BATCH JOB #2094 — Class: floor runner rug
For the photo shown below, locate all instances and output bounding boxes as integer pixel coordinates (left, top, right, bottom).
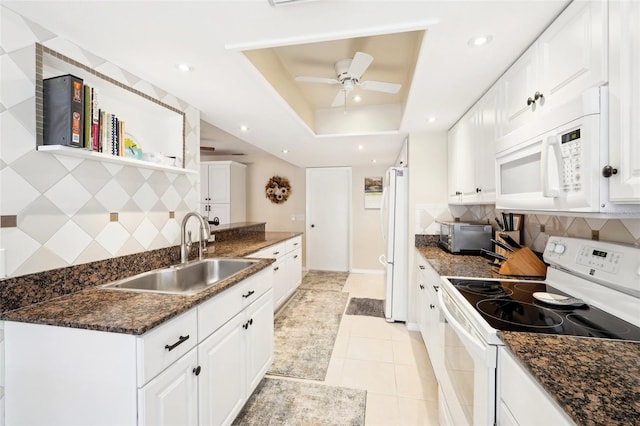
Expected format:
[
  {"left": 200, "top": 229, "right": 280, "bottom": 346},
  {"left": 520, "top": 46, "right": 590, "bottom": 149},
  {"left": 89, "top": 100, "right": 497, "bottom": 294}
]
[
  {"left": 268, "top": 288, "right": 349, "bottom": 380},
  {"left": 298, "top": 270, "right": 349, "bottom": 292},
  {"left": 345, "top": 297, "right": 385, "bottom": 318},
  {"left": 232, "top": 377, "right": 366, "bottom": 426}
]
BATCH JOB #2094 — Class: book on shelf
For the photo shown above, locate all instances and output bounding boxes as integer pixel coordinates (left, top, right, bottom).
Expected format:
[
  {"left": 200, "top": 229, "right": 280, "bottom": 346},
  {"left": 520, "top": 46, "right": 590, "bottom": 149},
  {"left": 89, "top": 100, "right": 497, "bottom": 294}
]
[
  {"left": 46, "top": 76, "right": 131, "bottom": 158},
  {"left": 43, "top": 74, "right": 84, "bottom": 147},
  {"left": 91, "top": 87, "right": 99, "bottom": 152},
  {"left": 83, "top": 84, "right": 91, "bottom": 149}
]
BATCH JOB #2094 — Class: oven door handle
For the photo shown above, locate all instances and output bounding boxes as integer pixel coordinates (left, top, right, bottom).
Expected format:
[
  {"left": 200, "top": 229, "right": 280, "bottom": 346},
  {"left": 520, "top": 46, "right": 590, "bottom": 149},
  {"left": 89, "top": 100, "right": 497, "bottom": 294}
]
[{"left": 438, "top": 289, "right": 495, "bottom": 367}]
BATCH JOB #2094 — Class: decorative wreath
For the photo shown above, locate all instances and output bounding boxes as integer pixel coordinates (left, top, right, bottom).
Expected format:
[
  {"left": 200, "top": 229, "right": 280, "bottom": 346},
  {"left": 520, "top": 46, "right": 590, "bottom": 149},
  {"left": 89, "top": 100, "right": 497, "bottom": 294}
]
[{"left": 265, "top": 175, "right": 291, "bottom": 204}]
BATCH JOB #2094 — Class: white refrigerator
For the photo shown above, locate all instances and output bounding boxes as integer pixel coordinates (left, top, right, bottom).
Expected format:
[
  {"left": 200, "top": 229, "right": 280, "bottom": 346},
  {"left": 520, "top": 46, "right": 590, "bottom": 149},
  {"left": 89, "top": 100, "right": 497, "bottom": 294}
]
[{"left": 380, "top": 166, "right": 408, "bottom": 322}]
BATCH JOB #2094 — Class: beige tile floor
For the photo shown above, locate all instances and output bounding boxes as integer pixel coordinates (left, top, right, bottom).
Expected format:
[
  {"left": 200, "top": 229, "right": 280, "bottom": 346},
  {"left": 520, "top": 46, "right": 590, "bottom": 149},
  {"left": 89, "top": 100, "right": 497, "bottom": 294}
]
[{"left": 326, "top": 273, "right": 439, "bottom": 426}]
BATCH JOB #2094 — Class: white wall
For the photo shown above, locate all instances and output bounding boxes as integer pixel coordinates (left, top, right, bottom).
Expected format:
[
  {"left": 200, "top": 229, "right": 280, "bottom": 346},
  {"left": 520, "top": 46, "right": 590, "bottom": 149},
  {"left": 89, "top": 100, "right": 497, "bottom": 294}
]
[
  {"left": 0, "top": 6, "right": 200, "bottom": 277},
  {"left": 351, "top": 164, "right": 388, "bottom": 272}
]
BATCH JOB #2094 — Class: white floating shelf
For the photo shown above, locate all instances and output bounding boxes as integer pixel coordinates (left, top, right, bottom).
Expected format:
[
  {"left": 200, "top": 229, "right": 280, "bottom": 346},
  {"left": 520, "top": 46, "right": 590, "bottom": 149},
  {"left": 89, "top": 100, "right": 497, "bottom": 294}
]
[{"left": 37, "top": 145, "right": 197, "bottom": 174}]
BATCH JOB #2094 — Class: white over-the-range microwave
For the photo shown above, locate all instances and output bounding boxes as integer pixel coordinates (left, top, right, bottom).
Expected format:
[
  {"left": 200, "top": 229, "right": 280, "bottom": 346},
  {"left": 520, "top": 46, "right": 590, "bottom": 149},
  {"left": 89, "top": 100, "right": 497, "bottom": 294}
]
[{"left": 495, "top": 86, "right": 640, "bottom": 214}]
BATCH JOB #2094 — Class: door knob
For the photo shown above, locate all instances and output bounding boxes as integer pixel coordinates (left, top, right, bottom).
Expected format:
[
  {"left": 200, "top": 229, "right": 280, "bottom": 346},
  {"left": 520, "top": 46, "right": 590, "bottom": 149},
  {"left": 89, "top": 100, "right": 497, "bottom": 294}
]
[
  {"left": 602, "top": 165, "right": 618, "bottom": 178},
  {"left": 311, "top": 224, "right": 315, "bottom": 228}
]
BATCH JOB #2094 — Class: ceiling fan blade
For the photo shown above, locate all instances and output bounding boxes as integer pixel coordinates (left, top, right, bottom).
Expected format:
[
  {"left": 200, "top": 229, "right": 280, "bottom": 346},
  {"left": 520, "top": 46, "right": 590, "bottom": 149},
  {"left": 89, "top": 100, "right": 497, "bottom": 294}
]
[
  {"left": 295, "top": 76, "right": 339, "bottom": 85},
  {"left": 360, "top": 80, "right": 401, "bottom": 94},
  {"left": 331, "top": 89, "right": 345, "bottom": 108},
  {"left": 348, "top": 52, "right": 373, "bottom": 79}
]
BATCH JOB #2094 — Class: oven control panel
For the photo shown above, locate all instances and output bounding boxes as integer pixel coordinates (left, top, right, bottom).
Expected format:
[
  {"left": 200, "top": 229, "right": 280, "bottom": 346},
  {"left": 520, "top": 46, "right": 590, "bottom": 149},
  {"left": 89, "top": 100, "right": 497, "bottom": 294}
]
[
  {"left": 544, "top": 237, "right": 639, "bottom": 296},
  {"left": 575, "top": 245, "right": 622, "bottom": 274}
]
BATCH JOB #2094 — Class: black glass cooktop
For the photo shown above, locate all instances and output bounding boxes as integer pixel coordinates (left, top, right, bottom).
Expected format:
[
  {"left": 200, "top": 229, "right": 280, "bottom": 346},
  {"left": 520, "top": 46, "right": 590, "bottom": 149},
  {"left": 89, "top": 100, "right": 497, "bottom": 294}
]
[{"left": 448, "top": 279, "right": 640, "bottom": 341}]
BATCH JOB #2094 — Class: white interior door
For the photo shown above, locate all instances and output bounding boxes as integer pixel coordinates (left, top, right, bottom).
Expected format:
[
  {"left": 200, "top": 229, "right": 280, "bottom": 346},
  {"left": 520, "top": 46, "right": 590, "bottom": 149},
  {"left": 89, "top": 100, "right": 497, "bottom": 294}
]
[{"left": 306, "top": 167, "right": 351, "bottom": 271}]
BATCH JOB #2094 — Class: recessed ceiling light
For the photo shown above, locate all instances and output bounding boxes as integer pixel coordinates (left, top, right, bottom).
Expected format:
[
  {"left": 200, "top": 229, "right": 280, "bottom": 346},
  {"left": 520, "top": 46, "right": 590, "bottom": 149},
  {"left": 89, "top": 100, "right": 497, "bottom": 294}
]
[
  {"left": 353, "top": 95, "right": 362, "bottom": 103},
  {"left": 468, "top": 35, "right": 493, "bottom": 47},
  {"left": 176, "top": 63, "right": 193, "bottom": 72},
  {"left": 372, "top": 159, "right": 377, "bottom": 164},
  {"left": 239, "top": 125, "right": 249, "bottom": 132},
  {"left": 427, "top": 116, "right": 437, "bottom": 123},
  {"left": 282, "top": 149, "right": 289, "bottom": 154},
  {"left": 358, "top": 145, "right": 364, "bottom": 151}
]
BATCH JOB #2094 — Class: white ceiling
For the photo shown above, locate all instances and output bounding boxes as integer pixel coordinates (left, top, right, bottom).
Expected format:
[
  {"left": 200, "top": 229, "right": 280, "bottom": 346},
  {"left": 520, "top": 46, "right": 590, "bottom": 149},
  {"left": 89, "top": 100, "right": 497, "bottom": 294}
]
[{"left": 4, "top": 0, "right": 571, "bottom": 167}]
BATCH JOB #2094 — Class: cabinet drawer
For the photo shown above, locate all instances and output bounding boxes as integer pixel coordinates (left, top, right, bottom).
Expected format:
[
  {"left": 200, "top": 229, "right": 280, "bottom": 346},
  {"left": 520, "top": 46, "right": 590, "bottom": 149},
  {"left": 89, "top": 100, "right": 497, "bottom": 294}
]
[
  {"left": 137, "top": 309, "right": 197, "bottom": 386},
  {"left": 285, "top": 236, "right": 302, "bottom": 253},
  {"left": 198, "top": 280, "right": 249, "bottom": 343},
  {"left": 197, "top": 268, "right": 273, "bottom": 342},
  {"left": 249, "top": 242, "right": 286, "bottom": 259}
]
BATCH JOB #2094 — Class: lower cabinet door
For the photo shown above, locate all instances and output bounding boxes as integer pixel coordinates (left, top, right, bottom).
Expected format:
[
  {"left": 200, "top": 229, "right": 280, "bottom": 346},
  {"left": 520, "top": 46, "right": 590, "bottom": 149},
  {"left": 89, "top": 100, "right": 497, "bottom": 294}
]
[
  {"left": 246, "top": 290, "right": 274, "bottom": 394},
  {"left": 199, "top": 312, "right": 246, "bottom": 426},
  {"left": 288, "top": 248, "right": 302, "bottom": 294},
  {"left": 138, "top": 348, "right": 198, "bottom": 426},
  {"left": 272, "top": 258, "right": 287, "bottom": 310}
]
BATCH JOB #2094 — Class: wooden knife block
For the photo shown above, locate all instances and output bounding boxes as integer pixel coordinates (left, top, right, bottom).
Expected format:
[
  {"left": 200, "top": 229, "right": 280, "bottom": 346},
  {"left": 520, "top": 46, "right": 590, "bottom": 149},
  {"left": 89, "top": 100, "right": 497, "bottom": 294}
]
[{"left": 492, "top": 246, "right": 547, "bottom": 278}]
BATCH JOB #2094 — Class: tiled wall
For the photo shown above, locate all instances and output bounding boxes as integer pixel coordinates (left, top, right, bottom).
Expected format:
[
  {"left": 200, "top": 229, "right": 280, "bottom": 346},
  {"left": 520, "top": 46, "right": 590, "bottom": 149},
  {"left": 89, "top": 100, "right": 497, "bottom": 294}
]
[
  {"left": 415, "top": 203, "right": 640, "bottom": 252},
  {"left": 0, "top": 6, "right": 200, "bottom": 278}
]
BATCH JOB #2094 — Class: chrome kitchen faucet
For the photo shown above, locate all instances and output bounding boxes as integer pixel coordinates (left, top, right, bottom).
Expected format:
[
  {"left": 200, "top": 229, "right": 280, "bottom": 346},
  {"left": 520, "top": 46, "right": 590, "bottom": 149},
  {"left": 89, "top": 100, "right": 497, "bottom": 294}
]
[{"left": 180, "top": 211, "right": 211, "bottom": 263}]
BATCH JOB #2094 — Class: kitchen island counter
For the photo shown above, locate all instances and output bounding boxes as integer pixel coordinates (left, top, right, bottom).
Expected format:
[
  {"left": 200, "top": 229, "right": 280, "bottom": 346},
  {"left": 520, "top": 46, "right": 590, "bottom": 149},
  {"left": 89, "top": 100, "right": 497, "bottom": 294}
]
[
  {"left": 499, "top": 331, "right": 640, "bottom": 426},
  {"left": 0, "top": 232, "right": 302, "bottom": 335}
]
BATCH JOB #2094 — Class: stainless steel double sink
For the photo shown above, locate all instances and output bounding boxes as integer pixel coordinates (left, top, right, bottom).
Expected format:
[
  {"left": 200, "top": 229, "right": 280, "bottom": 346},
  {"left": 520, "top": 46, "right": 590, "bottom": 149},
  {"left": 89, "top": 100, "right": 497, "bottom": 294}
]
[{"left": 100, "top": 258, "right": 259, "bottom": 295}]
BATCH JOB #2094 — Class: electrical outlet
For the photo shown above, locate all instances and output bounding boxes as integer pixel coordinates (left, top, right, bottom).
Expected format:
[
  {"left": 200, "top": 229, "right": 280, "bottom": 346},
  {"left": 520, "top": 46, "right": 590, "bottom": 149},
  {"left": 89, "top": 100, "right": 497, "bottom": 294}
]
[
  {"left": 592, "top": 230, "right": 599, "bottom": 241},
  {"left": 540, "top": 224, "right": 545, "bottom": 232}
]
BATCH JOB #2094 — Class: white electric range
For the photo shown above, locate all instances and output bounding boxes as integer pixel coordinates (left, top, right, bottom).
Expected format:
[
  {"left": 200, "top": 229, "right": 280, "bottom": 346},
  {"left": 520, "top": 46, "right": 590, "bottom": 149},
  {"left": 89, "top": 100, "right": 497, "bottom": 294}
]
[{"left": 435, "top": 236, "right": 640, "bottom": 426}]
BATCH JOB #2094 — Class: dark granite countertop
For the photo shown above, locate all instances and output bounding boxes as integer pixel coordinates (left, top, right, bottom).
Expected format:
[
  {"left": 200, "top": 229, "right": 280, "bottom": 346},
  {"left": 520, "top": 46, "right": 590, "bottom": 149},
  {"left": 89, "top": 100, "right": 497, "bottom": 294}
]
[
  {"left": 500, "top": 332, "right": 640, "bottom": 426},
  {"left": 1, "top": 232, "right": 302, "bottom": 335},
  {"left": 416, "top": 245, "right": 545, "bottom": 279}
]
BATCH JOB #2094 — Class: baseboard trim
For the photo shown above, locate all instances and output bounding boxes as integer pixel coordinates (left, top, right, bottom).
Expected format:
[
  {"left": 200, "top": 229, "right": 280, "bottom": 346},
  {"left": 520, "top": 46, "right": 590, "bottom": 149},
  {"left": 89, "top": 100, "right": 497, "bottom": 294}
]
[{"left": 350, "top": 268, "right": 384, "bottom": 275}]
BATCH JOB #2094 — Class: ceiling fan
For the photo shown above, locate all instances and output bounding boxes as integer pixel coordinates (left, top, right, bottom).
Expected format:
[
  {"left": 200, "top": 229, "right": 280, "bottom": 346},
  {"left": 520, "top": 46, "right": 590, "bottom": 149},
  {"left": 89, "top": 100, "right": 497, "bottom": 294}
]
[{"left": 295, "top": 52, "right": 401, "bottom": 108}]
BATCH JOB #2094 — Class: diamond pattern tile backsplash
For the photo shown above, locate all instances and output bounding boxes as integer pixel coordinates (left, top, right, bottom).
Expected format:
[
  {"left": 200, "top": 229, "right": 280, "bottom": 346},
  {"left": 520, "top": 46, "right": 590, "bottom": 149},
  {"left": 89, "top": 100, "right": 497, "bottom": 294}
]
[
  {"left": 415, "top": 203, "right": 640, "bottom": 252},
  {"left": 0, "top": 6, "right": 200, "bottom": 277}
]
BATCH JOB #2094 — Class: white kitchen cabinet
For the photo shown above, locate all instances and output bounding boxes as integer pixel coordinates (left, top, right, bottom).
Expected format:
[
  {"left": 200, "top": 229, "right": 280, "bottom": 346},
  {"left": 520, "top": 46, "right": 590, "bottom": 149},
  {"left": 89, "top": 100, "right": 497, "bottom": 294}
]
[
  {"left": 414, "top": 252, "right": 444, "bottom": 381},
  {"left": 198, "top": 306, "right": 247, "bottom": 426},
  {"left": 501, "top": 0, "right": 607, "bottom": 136},
  {"left": 448, "top": 84, "right": 499, "bottom": 204},
  {"left": 245, "top": 290, "right": 275, "bottom": 392},
  {"left": 447, "top": 112, "right": 475, "bottom": 204},
  {"left": 395, "top": 136, "right": 409, "bottom": 166},
  {"left": 497, "top": 347, "right": 573, "bottom": 426},
  {"left": 200, "top": 161, "right": 246, "bottom": 226},
  {"left": 138, "top": 348, "right": 198, "bottom": 426},
  {"left": 198, "top": 289, "right": 273, "bottom": 426},
  {"left": 608, "top": 0, "right": 640, "bottom": 202},
  {"left": 501, "top": 46, "right": 539, "bottom": 135},
  {"left": 247, "top": 235, "right": 302, "bottom": 311},
  {"left": 4, "top": 268, "right": 273, "bottom": 426}
]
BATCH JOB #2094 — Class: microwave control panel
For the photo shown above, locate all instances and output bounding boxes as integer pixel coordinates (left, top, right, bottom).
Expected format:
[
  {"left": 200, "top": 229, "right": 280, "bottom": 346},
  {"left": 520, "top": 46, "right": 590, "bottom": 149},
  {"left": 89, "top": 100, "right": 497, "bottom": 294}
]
[{"left": 560, "top": 128, "right": 582, "bottom": 193}]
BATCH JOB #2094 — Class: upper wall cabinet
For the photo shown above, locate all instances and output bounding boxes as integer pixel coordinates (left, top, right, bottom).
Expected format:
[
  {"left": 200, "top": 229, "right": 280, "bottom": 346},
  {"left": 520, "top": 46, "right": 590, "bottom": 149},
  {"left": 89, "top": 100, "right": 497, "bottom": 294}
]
[
  {"left": 448, "top": 84, "right": 499, "bottom": 205},
  {"left": 396, "top": 137, "right": 409, "bottom": 167},
  {"left": 200, "top": 161, "right": 247, "bottom": 226},
  {"left": 36, "top": 44, "right": 191, "bottom": 174},
  {"left": 500, "top": 0, "right": 607, "bottom": 136},
  {"left": 608, "top": 0, "right": 640, "bottom": 202}
]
